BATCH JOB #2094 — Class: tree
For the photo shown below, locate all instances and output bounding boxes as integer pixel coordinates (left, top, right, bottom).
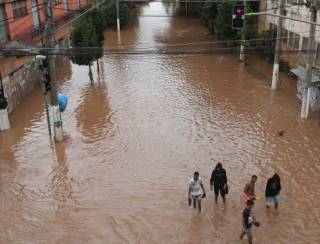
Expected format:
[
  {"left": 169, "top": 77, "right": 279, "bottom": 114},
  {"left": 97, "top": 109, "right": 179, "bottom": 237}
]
[
  {"left": 200, "top": 2, "right": 217, "bottom": 33},
  {"left": 70, "top": 20, "right": 103, "bottom": 85},
  {"left": 256, "top": 29, "right": 277, "bottom": 62},
  {"left": 104, "top": 2, "right": 130, "bottom": 28},
  {"left": 214, "top": 2, "right": 239, "bottom": 42},
  {"left": 90, "top": 9, "right": 107, "bottom": 46},
  {"left": 186, "top": 0, "right": 203, "bottom": 18}
]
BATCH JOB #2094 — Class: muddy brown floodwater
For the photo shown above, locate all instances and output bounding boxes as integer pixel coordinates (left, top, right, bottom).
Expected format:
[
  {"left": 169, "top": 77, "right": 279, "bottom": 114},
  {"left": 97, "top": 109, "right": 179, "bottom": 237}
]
[{"left": 1, "top": 2, "right": 320, "bottom": 244}]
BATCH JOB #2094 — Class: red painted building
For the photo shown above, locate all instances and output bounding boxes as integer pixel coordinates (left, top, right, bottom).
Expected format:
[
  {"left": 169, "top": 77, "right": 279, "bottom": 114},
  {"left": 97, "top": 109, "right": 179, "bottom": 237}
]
[{"left": 0, "top": 0, "right": 90, "bottom": 44}]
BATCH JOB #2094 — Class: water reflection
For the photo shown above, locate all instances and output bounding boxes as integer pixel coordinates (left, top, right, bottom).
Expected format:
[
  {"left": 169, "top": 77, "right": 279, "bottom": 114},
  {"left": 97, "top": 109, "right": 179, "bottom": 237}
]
[
  {"left": 75, "top": 77, "right": 111, "bottom": 143},
  {"left": 51, "top": 136, "right": 77, "bottom": 217}
]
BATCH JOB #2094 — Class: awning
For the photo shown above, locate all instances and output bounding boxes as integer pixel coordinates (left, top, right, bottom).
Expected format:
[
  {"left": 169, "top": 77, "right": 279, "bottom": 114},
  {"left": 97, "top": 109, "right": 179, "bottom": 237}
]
[{"left": 290, "top": 66, "right": 320, "bottom": 83}]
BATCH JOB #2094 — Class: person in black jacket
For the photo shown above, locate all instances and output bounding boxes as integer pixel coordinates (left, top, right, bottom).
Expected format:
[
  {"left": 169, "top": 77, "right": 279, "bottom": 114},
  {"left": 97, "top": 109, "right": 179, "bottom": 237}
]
[
  {"left": 210, "top": 162, "right": 227, "bottom": 204},
  {"left": 265, "top": 173, "right": 281, "bottom": 209}
]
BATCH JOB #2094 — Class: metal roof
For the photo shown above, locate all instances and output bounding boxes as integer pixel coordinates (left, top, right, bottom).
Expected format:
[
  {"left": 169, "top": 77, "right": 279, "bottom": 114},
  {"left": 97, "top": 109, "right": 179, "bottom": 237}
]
[{"left": 290, "top": 66, "right": 320, "bottom": 83}]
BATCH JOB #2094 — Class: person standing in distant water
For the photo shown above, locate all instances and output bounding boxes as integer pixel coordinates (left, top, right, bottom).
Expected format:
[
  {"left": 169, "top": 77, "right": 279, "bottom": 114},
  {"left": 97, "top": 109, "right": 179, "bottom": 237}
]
[
  {"left": 265, "top": 173, "right": 281, "bottom": 209},
  {"left": 188, "top": 171, "right": 206, "bottom": 212},
  {"left": 210, "top": 162, "right": 227, "bottom": 204},
  {"left": 243, "top": 175, "right": 258, "bottom": 207},
  {"left": 240, "top": 199, "right": 260, "bottom": 244}
]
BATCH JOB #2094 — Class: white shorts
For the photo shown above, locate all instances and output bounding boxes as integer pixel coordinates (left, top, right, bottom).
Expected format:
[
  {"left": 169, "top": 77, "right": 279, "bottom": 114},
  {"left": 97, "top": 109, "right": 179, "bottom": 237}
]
[{"left": 191, "top": 194, "right": 202, "bottom": 200}]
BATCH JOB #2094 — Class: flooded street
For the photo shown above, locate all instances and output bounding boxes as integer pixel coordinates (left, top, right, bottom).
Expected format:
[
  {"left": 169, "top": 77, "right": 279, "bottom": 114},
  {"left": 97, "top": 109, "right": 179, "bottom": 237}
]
[{"left": 1, "top": 2, "right": 320, "bottom": 243}]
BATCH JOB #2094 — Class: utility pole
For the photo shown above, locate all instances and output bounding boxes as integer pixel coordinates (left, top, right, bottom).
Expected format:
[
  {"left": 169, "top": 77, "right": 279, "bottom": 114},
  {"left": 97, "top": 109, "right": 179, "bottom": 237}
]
[
  {"left": 44, "top": 0, "right": 63, "bottom": 142},
  {"left": 271, "top": 0, "right": 285, "bottom": 90},
  {"left": 239, "top": 0, "right": 247, "bottom": 62},
  {"left": 185, "top": 2, "right": 188, "bottom": 16},
  {"left": 116, "top": 0, "right": 120, "bottom": 32},
  {"left": 301, "top": 1, "right": 319, "bottom": 119}
]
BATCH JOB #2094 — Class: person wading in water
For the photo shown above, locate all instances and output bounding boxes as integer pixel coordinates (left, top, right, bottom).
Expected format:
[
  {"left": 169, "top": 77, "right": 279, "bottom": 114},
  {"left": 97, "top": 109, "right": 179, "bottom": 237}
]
[
  {"left": 265, "top": 173, "right": 281, "bottom": 210},
  {"left": 240, "top": 199, "right": 260, "bottom": 244},
  {"left": 243, "top": 175, "right": 258, "bottom": 208},
  {"left": 188, "top": 171, "right": 206, "bottom": 212},
  {"left": 210, "top": 162, "right": 228, "bottom": 204}
]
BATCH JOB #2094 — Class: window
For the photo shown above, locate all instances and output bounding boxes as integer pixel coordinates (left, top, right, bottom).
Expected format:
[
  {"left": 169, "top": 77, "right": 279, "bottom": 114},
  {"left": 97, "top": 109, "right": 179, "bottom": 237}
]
[
  {"left": 316, "top": 43, "right": 320, "bottom": 64},
  {"left": 269, "top": 23, "right": 274, "bottom": 30},
  {"left": 288, "top": 31, "right": 294, "bottom": 47},
  {"left": 302, "top": 37, "right": 309, "bottom": 51},
  {"left": 12, "top": 0, "right": 27, "bottom": 18},
  {"left": 294, "top": 33, "right": 300, "bottom": 49},
  {"left": 287, "top": 0, "right": 304, "bottom": 4},
  {"left": 282, "top": 29, "right": 288, "bottom": 44}
]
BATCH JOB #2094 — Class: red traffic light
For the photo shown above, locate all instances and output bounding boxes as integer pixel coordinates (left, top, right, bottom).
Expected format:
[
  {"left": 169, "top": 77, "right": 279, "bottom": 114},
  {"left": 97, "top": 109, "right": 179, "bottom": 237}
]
[
  {"left": 236, "top": 8, "right": 242, "bottom": 14},
  {"left": 232, "top": 5, "right": 245, "bottom": 29}
]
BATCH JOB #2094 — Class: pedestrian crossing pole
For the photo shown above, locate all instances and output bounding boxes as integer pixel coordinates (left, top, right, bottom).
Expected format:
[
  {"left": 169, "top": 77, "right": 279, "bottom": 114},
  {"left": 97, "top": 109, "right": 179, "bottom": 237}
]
[{"left": 239, "top": 0, "right": 247, "bottom": 62}]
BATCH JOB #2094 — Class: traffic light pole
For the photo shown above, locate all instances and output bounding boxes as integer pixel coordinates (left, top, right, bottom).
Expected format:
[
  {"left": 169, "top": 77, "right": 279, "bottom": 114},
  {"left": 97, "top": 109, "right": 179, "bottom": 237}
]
[
  {"left": 239, "top": 1, "right": 247, "bottom": 62},
  {"left": 271, "top": 0, "right": 285, "bottom": 90},
  {"left": 116, "top": 0, "right": 120, "bottom": 32},
  {"left": 44, "top": 0, "right": 63, "bottom": 142}
]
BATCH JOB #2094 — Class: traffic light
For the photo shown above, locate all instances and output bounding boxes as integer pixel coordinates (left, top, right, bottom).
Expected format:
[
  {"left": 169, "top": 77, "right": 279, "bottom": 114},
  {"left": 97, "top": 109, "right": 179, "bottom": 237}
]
[
  {"left": 232, "top": 4, "right": 245, "bottom": 29},
  {"left": 39, "top": 56, "right": 51, "bottom": 93}
]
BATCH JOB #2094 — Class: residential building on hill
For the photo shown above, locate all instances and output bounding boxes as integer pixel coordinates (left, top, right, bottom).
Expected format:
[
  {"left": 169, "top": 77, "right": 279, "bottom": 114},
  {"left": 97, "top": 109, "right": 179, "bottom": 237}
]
[{"left": 0, "top": 0, "right": 90, "bottom": 45}]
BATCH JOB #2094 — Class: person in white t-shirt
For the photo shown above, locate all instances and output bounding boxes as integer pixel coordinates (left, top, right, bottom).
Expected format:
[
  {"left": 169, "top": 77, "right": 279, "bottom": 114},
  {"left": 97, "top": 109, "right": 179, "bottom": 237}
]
[{"left": 188, "top": 171, "right": 206, "bottom": 212}]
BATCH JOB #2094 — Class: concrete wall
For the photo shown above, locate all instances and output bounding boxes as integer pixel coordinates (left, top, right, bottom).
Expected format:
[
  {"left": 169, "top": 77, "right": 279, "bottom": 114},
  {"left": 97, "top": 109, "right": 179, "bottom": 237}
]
[{"left": 2, "top": 57, "right": 43, "bottom": 114}]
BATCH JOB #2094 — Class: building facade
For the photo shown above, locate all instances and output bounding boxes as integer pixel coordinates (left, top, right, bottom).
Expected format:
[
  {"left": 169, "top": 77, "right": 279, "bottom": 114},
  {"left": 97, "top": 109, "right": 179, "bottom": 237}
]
[
  {"left": 260, "top": 0, "right": 320, "bottom": 68},
  {"left": 0, "top": 0, "right": 90, "bottom": 44}
]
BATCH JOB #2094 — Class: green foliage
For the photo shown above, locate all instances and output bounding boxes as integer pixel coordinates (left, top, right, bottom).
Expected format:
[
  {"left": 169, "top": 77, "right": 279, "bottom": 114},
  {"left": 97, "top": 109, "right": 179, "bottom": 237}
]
[
  {"left": 200, "top": 3, "right": 217, "bottom": 33},
  {"left": 70, "top": 20, "right": 102, "bottom": 66},
  {"left": 90, "top": 9, "right": 107, "bottom": 46},
  {"left": 186, "top": 1, "right": 204, "bottom": 18},
  {"left": 214, "top": 2, "right": 239, "bottom": 41},
  {"left": 256, "top": 29, "right": 277, "bottom": 63},
  {"left": 242, "top": 7, "right": 257, "bottom": 46},
  {"left": 70, "top": 2, "right": 134, "bottom": 67},
  {"left": 104, "top": 2, "right": 131, "bottom": 28},
  {"left": 279, "top": 59, "right": 290, "bottom": 73}
]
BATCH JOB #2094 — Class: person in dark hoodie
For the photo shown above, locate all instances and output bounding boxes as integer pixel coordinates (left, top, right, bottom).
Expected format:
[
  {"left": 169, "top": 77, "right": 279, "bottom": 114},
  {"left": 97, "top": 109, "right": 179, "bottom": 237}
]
[
  {"left": 265, "top": 173, "right": 281, "bottom": 209},
  {"left": 210, "top": 162, "right": 227, "bottom": 204}
]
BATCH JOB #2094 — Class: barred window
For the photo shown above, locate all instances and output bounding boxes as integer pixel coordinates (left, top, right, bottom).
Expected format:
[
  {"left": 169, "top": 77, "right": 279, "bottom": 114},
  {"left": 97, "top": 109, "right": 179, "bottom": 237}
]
[
  {"left": 294, "top": 33, "right": 300, "bottom": 49},
  {"left": 288, "top": 31, "right": 295, "bottom": 47},
  {"left": 282, "top": 29, "right": 288, "bottom": 44},
  {"left": 316, "top": 43, "right": 320, "bottom": 63},
  {"left": 12, "top": 0, "right": 27, "bottom": 18},
  {"left": 302, "top": 36, "right": 309, "bottom": 51}
]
